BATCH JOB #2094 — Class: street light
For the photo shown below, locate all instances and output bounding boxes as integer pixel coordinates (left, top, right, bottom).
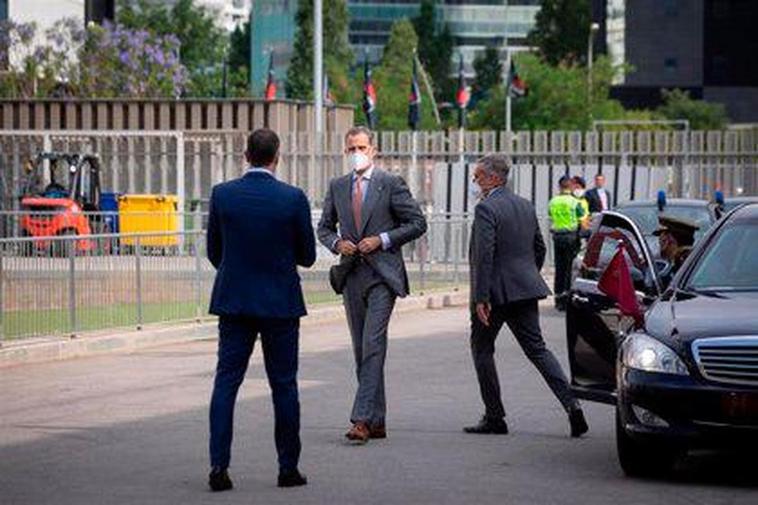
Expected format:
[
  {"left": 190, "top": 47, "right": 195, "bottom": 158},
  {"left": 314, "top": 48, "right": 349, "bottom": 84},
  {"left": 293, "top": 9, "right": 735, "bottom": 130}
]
[{"left": 587, "top": 22, "right": 600, "bottom": 114}]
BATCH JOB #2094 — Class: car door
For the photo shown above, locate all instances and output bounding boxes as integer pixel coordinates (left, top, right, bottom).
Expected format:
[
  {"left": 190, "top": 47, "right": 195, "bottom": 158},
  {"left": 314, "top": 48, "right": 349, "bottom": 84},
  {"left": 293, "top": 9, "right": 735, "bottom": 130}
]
[{"left": 566, "top": 212, "right": 661, "bottom": 404}]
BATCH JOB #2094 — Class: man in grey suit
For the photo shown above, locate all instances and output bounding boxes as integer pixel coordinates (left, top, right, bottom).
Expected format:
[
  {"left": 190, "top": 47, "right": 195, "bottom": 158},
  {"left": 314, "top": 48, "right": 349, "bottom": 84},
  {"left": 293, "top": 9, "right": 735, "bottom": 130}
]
[
  {"left": 464, "top": 154, "right": 589, "bottom": 438},
  {"left": 318, "top": 126, "right": 427, "bottom": 444}
]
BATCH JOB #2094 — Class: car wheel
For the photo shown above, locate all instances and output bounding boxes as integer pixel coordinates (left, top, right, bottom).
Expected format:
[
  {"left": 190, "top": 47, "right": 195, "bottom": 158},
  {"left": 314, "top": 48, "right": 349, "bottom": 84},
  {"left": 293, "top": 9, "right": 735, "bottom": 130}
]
[{"left": 616, "top": 408, "right": 678, "bottom": 478}]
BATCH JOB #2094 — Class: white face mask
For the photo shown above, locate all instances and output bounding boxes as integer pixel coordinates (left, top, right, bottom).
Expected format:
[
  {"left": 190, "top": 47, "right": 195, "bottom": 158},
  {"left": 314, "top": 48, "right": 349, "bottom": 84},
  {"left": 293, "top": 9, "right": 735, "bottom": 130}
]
[
  {"left": 348, "top": 152, "right": 371, "bottom": 173},
  {"left": 469, "top": 180, "right": 483, "bottom": 202},
  {"left": 573, "top": 189, "right": 585, "bottom": 198}
]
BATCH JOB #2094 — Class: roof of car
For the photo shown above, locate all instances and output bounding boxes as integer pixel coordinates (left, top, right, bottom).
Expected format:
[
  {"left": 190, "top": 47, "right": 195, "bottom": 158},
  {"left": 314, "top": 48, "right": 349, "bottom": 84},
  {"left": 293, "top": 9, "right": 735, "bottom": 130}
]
[
  {"left": 728, "top": 202, "right": 758, "bottom": 221},
  {"left": 615, "top": 198, "right": 709, "bottom": 208}
]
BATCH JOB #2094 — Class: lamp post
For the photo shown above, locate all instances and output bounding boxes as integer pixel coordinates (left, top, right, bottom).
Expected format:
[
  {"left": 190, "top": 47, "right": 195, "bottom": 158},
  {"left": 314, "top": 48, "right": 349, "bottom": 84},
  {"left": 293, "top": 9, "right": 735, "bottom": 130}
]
[
  {"left": 314, "top": 0, "right": 323, "bottom": 134},
  {"left": 587, "top": 22, "right": 600, "bottom": 106}
]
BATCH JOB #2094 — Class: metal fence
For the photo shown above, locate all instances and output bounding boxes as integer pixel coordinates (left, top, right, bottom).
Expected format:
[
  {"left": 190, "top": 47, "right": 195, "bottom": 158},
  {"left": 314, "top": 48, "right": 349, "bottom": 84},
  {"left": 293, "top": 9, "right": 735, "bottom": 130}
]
[
  {"left": 0, "top": 216, "right": 473, "bottom": 341},
  {"left": 2, "top": 129, "right": 756, "bottom": 221}
]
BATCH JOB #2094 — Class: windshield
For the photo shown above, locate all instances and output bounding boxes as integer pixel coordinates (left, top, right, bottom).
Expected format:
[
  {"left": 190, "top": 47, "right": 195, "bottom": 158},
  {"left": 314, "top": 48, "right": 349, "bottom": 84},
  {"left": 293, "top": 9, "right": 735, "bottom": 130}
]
[
  {"left": 618, "top": 204, "right": 713, "bottom": 242},
  {"left": 688, "top": 223, "right": 758, "bottom": 291}
]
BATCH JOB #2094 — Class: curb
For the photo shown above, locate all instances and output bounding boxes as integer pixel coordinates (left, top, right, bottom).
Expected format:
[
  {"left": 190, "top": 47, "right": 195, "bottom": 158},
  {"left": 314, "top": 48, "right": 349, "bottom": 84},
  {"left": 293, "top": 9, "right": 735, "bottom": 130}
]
[{"left": 0, "top": 289, "right": 471, "bottom": 369}]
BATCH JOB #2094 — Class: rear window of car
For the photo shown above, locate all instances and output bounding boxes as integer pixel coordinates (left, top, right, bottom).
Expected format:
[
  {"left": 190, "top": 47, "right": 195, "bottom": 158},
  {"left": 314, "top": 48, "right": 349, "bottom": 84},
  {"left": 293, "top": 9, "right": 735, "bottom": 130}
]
[
  {"left": 688, "top": 223, "right": 758, "bottom": 291},
  {"left": 618, "top": 204, "right": 712, "bottom": 241}
]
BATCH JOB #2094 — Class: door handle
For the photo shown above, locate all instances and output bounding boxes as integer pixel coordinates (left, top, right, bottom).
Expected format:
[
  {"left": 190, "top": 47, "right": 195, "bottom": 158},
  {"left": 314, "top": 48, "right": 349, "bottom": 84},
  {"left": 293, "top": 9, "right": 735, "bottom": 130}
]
[{"left": 571, "top": 293, "right": 590, "bottom": 305}]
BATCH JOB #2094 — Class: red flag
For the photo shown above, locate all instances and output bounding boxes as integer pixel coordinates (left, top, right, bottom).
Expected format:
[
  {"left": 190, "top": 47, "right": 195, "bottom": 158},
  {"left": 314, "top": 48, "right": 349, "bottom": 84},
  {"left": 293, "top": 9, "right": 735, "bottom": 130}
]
[
  {"left": 264, "top": 52, "right": 276, "bottom": 101},
  {"left": 597, "top": 244, "right": 643, "bottom": 325}
]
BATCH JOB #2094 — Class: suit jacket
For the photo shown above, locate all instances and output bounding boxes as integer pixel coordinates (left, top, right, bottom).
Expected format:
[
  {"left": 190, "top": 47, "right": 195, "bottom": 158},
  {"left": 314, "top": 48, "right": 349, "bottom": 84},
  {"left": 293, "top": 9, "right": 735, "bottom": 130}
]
[
  {"left": 585, "top": 187, "right": 612, "bottom": 213},
  {"left": 317, "top": 168, "right": 427, "bottom": 298},
  {"left": 207, "top": 171, "right": 316, "bottom": 318},
  {"left": 470, "top": 187, "right": 551, "bottom": 305}
]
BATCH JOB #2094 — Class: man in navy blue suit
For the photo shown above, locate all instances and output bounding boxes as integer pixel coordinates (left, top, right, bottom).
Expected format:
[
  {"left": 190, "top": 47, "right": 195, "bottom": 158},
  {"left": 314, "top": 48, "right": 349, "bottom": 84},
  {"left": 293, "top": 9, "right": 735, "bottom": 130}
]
[{"left": 206, "top": 128, "right": 316, "bottom": 492}]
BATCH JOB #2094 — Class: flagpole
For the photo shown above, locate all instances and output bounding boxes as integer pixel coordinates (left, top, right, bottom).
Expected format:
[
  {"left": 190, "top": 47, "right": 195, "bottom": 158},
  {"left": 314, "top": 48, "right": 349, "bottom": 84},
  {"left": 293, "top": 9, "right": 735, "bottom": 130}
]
[
  {"left": 505, "top": 46, "right": 512, "bottom": 134},
  {"left": 314, "top": 0, "right": 323, "bottom": 134}
]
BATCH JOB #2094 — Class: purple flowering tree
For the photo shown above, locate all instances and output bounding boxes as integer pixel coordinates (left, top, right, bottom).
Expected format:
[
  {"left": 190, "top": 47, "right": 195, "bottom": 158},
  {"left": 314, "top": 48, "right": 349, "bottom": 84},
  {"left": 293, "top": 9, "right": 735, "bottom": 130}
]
[{"left": 0, "top": 18, "right": 187, "bottom": 98}]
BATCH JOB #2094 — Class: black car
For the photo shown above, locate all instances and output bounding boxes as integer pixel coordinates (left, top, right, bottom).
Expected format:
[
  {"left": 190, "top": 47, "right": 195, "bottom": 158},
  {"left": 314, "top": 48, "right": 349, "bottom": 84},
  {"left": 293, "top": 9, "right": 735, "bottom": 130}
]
[
  {"left": 613, "top": 198, "right": 718, "bottom": 253},
  {"left": 567, "top": 204, "right": 758, "bottom": 477},
  {"left": 714, "top": 196, "right": 758, "bottom": 219}
]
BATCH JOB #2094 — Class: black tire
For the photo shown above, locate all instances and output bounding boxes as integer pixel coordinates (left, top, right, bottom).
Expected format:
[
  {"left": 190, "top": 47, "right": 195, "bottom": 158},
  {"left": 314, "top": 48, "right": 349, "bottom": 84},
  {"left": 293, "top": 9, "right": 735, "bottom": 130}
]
[
  {"left": 616, "top": 408, "right": 679, "bottom": 478},
  {"left": 53, "top": 229, "right": 77, "bottom": 258}
]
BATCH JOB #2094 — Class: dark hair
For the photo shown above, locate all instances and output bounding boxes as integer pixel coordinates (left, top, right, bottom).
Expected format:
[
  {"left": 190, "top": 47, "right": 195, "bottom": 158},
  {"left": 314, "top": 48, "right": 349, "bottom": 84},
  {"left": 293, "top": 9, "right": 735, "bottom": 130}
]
[
  {"left": 477, "top": 154, "right": 511, "bottom": 183},
  {"left": 344, "top": 126, "right": 375, "bottom": 145},
  {"left": 572, "top": 176, "right": 586, "bottom": 188},
  {"left": 559, "top": 175, "right": 573, "bottom": 189},
  {"left": 246, "top": 128, "right": 280, "bottom": 167}
]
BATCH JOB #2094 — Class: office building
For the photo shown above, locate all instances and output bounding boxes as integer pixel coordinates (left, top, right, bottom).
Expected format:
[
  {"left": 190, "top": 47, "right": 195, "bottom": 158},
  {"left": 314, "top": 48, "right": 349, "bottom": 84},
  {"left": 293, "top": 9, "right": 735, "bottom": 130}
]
[{"left": 594, "top": 0, "right": 758, "bottom": 122}]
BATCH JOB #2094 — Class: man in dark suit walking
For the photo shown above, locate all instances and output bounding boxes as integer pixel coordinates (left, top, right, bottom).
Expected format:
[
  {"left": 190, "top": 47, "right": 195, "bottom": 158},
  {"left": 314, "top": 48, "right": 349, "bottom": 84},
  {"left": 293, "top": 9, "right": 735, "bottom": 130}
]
[
  {"left": 585, "top": 174, "right": 612, "bottom": 213},
  {"left": 207, "top": 128, "right": 315, "bottom": 491},
  {"left": 464, "top": 154, "right": 588, "bottom": 438},
  {"left": 318, "top": 126, "right": 427, "bottom": 444}
]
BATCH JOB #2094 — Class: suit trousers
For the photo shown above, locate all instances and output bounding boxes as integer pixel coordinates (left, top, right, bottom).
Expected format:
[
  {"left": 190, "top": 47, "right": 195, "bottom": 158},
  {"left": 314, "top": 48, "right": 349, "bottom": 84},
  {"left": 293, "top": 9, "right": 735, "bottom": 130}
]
[
  {"left": 552, "top": 232, "right": 580, "bottom": 304},
  {"left": 343, "top": 264, "right": 396, "bottom": 426},
  {"left": 209, "top": 315, "right": 301, "bottom": 472},
  {"left": 470, "top": 299, "right": 579, "bottom": 420}
]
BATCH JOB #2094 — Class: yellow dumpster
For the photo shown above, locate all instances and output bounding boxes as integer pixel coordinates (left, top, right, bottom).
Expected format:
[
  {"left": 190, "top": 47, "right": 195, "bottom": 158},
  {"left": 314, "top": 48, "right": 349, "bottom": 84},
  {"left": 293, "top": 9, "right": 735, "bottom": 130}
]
[{"left": 118, "top": 194, "right": 179, "bottom": 248}]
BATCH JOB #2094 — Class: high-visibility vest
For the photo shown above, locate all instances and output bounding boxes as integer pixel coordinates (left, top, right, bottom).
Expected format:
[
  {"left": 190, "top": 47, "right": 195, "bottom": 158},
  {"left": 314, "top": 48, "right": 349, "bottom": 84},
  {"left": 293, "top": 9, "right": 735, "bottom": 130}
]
[{"left": 548, "top": 193, "right": 582, "bottom": 232}]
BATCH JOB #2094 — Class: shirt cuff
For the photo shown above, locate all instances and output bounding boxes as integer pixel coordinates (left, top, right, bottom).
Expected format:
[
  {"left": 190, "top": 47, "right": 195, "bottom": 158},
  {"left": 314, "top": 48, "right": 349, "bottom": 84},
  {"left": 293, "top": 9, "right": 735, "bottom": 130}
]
[
  {"left": 380, "top": 232, "right": 392, "bottom": 251},
  {"left": 331, "top": 237, "right": 341, "bottom": 253}
]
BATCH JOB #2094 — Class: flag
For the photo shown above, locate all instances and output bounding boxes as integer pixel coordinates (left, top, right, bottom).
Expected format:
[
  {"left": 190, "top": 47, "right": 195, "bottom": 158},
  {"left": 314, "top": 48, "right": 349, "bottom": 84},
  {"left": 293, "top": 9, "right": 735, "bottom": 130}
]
[
  {"left": 408, "top": 57, "right": 421, "bottom": 130},
  {"left": 508, "top": 60, "right": 527, "bottom": 98},
  {"left": 362, "top": 59, "right": 377, "bottom": 129},
  {"left": 455, "top": 54, "right": 469, "bottom": 129},
  {"left": 597, "top": 244, "right": 643, "bottom": 325},
  {"left": 264, "top": 52, "right": 276, "bottom": 101},
  {"left": 323, "top": 73, "right": 335, "bottom": 108}
]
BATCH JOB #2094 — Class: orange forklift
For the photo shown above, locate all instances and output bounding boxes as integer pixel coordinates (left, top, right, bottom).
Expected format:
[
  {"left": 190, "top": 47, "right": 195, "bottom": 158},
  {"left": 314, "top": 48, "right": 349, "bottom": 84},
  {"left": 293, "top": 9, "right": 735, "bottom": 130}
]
[{"left": 18, "top": 152, "right": 103, "bottom": 255}]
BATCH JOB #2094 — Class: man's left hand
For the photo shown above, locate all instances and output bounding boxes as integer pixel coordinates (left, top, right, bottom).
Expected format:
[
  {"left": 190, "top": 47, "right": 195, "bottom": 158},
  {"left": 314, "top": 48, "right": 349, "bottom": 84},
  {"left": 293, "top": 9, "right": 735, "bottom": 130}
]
[
  {"left": 476, "top": 302, "right": 491, "bottom": 327},
  {"left": 358, "top": 236, "right": 382, "bottom": 255}
]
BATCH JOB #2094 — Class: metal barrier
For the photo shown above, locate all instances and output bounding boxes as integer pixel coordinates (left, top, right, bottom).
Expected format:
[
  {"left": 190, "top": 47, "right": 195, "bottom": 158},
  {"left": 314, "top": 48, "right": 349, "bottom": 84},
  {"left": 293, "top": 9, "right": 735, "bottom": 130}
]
[{"left": 0, "top": 216, "right": 476, "bottom": 341}]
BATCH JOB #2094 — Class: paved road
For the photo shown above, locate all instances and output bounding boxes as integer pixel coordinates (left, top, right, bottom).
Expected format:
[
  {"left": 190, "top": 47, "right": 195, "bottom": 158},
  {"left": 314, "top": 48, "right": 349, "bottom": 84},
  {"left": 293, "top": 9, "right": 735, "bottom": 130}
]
[{"left": 1, "top": 306, "right": 756, "bottom": 505}]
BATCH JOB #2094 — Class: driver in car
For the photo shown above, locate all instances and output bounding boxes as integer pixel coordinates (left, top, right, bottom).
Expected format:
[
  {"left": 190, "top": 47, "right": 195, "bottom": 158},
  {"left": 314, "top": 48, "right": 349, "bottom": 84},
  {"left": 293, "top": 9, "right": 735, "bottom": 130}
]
[{"left": 652, "top": 215, "right": 699, "bottom": 284}]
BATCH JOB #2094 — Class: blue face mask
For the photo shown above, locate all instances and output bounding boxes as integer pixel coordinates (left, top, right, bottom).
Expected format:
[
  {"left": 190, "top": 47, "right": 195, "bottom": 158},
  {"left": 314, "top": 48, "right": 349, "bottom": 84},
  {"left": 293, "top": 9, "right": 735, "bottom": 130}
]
[{"left": 469, "top": 180, "right": 483, "bottom": 201}]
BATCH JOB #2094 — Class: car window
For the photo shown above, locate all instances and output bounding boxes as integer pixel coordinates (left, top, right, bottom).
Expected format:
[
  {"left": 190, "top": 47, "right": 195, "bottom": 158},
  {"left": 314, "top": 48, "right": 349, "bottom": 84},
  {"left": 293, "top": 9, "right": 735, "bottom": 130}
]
[
  {"left": 688, "top": 224, "right": 758, "bottom": 290},
  {"left": 618, "top": 205, "right": 712, "bottom": 242},
  {"left": 583, "top": 214, "right": 650, "bottom": 283}
]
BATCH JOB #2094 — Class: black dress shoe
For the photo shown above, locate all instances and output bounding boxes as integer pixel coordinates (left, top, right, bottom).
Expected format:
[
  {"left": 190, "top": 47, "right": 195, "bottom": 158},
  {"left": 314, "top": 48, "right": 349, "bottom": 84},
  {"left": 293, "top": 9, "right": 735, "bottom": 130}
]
[
  {"left": 569, "top": 408, "right": 589, "bottom": 438},
  {"left": 278, "top": 469, "right": 308, "bottom": 488},
  {"left": 463, "top": 416, "right": 509, "bottom": 435},
  {"left": 208, "top": 467, "right": 233, "bottom": 492}
]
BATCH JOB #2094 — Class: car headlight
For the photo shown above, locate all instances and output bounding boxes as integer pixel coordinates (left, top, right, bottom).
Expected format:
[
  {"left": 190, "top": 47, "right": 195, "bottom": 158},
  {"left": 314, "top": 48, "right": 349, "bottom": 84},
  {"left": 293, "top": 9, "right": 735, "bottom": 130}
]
[{"left": 622, "top": 333, "right": 689, "bottom": 375}]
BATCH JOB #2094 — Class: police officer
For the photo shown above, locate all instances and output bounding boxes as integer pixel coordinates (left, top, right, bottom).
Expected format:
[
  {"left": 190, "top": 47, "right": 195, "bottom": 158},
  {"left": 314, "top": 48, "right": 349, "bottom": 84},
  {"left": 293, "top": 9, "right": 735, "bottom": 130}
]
[
  {"left": 653, "top": 215, "right": 699, "bottom": 286},
  {"left": 548, "top": 176, "right": 585, "bottom": 311},
  {"left": 571, "top": 176, "right": 591, "bottom": 237}
]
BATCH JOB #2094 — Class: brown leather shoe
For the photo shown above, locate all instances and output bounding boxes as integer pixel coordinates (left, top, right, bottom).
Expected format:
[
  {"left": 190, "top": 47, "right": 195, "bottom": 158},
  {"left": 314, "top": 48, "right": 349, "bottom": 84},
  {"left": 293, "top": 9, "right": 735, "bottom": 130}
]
[
  {"left": 369, "top": 425, "right": 387, "bottom": 439},
  {"left": 345, "top": 422, "right": 370, "bottom": 444}
]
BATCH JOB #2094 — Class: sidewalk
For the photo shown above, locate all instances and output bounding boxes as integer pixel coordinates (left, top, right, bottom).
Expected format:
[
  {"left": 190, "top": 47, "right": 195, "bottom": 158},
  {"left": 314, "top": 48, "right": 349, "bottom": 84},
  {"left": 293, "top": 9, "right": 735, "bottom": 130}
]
[{"left": 0, "top": 288, "right": 472, "bottom": 369}]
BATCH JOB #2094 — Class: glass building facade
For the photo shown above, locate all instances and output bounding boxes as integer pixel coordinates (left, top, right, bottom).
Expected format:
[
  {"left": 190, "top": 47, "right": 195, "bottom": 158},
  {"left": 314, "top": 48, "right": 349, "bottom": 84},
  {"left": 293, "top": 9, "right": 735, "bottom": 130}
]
[{"left": 250, "top": 0, "right": 297, "bottom": 96}]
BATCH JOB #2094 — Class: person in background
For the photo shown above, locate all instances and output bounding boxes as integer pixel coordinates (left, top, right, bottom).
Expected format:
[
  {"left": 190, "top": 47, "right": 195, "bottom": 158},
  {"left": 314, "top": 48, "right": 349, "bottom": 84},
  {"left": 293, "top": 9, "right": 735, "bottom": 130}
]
[
  {"left": 653, "top": 215, "right": 699, "bottom": 286},
  {"left": 548, "top": 175, "right": 584, "bottom": 311},
  {"left": 585, "top": 174, "right": 612, "bottom": 213},
  {"left": 571, "top": 176, "right": 591, "bottom": 235}
]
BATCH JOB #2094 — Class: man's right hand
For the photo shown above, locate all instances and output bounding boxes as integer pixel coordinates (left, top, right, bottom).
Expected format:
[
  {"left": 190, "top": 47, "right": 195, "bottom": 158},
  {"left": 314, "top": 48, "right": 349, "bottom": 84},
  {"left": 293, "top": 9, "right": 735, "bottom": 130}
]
[{"left": 336, "top": 239, "right": 358, "bottom": 256}]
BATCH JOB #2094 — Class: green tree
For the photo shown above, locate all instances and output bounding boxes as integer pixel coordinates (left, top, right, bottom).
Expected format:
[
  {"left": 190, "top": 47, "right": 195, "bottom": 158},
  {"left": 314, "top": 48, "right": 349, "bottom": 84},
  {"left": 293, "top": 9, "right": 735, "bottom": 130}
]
[
  {"left": 117, "top": 0, "right": 226, "bottom": 97},
  {"left": 227, "top": 20, "right": 251, "bottom": 96},
  {"left": 527, "top": 0, "right": 591, "bottom": 65},
  {"left": 285, "top": 0, "right": 353, "bottom": 101},
  {"left": 412, "top": 0, "right": 454, "bottom": 103},
  {"left": 472, "top": 46, "right": 502, "bottom": 100},
  {"left": 469, "top": 53, "right": 637, "bottom": 131},
  {"left": 372, "top": 20, "right": 436, "bottom": 131},
  {"left": 658, "top": 89, "right": 728, "bottom": 130}
]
